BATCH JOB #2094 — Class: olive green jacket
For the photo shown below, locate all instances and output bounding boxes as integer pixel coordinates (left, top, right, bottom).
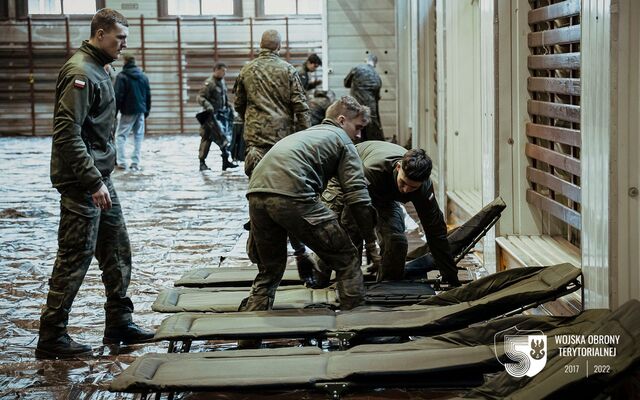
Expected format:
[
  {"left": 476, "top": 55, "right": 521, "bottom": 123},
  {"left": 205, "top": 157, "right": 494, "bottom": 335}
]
[
  {"left": 247, "top": 122, "right": 370, "bottom": 206},
  {"left": 233, "top": 49, "right": 310, "bottom": 148},
  {"left": 50, "top": 41, "right": 116, "bottom": 193}
]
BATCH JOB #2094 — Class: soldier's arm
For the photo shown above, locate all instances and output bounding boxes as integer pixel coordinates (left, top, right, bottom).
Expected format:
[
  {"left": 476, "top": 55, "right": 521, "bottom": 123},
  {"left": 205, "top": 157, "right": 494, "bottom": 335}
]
[
  {"left": 52, "top": 74, "right": 103, "bottom": 193},
  {"left": 413, "top": 183, "right": 459, "bottom": 284},
  {"left": 196, "top": 81, "right": 214, "bottom": 111},
  {"left": 233, "top": 74, "right": 247, "bottom": 118},
  {"left": 290, "top": 71, "right": 310, "bottom": 131}
]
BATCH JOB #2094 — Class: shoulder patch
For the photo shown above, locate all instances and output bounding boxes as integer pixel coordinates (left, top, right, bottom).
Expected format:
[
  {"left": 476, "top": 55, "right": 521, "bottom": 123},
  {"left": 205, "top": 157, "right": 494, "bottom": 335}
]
[{"left": 73, "top": 79, "right": 86, "bottom": 89}]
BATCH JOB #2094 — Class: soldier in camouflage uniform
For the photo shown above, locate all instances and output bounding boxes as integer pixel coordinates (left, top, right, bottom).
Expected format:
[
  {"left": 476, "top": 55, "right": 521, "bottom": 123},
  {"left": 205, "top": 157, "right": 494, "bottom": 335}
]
[
  {"left": 321, "top": 142, "right": 461, "bottom": 286},
  {"left": 297, "top": 53, "right": 323, "bottom": 92},
  {"left": 240, "top": 97, "right": 382, "bottom": 335},
  {"left": 344, "top": 54, "right": 384, "bottom": 141},
  {"left": 308, "top": 89, "right": 335, "bottom": 126},
  {"left": 233, "top": 29, "right": 316, "bottom": 284},
  {"left": 36, "top": 9, "right": 153, "bottom": 359},
  {"left": 197, "top": 62, "right": 238, "bottom": 171}
]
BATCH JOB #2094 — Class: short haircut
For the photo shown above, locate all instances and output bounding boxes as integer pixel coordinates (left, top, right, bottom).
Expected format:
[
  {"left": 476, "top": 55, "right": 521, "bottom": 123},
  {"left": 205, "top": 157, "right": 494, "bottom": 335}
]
[
  {"left": 260, "top": 29, "right": 281, "bottom": 51},
  {"left": 123, "top": 53, "right": 135, "bottom": 64},
  {"left": 367, "top": 54, "right": 378, "bottom": 65},
  {"left": 90, "top": 8, "right": 128, "bottom": 38},
  {"left": 325, "top": 96, "right": 370, "bottom": 125},
  {"left": 401, "top": 149, "right": 432, "bottom": 182},
  {"left": 214, "top": 62, "right": 227, "bottom": 70},
  {"left": 307, "top": 53, "right": 322, "bottom": 66}
]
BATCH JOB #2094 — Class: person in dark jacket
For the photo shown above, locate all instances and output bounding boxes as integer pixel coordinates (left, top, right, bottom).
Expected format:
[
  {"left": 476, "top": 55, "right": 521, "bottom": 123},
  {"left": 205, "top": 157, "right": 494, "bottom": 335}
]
[
  {"left": 344, "top": 54, "right": 384, "bottom": 141},
  {"left": 297, "top": 53, "right": 322, "bottom": 92},
  {"left": 308, "top": 89, "right": 335, "bottom": 126},
  {"left": 114, "top": 53, "right": 151, "bottom": 171},
  {"left": 37, "top": 8, "right": 153, "bottom": 360}
]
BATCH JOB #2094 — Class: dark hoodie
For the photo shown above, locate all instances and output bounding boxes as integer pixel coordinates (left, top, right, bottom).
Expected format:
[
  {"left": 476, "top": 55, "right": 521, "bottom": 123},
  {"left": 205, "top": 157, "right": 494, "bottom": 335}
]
[{"left": 114, "top": 61, "right": 151, "bottom": 116}]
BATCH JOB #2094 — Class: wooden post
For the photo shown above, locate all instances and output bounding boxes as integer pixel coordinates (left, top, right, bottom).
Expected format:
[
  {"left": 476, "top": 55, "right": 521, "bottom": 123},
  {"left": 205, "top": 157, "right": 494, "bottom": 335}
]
[
  {"left": 176, "top": 17, "right": 184, "bottom": 134},
  {"left": 285, "top": 16, "right": 290, "bottom": 61},
  {"left": 140, "top": 14, "right": 146, "bottom": 70},
  {"left": 249, "top": 17, "right": 254, "bottom": 58},
  {"left": 64, "top": 15, "right": 71, "bottom": 57},
  {"left": 213, "top": 17, "right": 218, "bottom": 62},
  {"left": 27, "top": 17, "right": 36, "bottom": 135}
]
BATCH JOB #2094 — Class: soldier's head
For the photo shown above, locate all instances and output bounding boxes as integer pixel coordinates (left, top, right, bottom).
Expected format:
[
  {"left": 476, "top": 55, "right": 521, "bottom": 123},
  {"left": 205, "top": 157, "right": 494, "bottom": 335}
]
[
  {"left": 306, "top": 53, "right": 322, "bottom": 72},
  {"left": 395, "top": 149, "right": 432, "bottom": 194},
  {"left": 89, "top": 8, "right": 129, "bottom": 61},
  {"left": 366, "top": 53, "right": 378, "bottom": 67},
  {"left": 260, "top": 30, "right": 282, "bottom": 52},
  {"left": 213, "top": 62, "right": 227, "bottom": 79},
  {"left": 325, "top": 96, "right": 370, "bottom": 141}
]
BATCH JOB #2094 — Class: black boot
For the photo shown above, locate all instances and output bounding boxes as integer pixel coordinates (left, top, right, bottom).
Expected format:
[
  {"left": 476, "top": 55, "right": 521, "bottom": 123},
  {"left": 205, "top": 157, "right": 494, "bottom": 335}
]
[
  {"left": 199, "top": 159, "right": 210, "bottom": 171},
  {"left": 36, "top": 333, "right": 92, "bottom": 359},
  {"left": 103, "top": 322, "right": 155, "bottom": 345},
  {"left": 222, "top": 155, "right": 238, "bottom": 171}
]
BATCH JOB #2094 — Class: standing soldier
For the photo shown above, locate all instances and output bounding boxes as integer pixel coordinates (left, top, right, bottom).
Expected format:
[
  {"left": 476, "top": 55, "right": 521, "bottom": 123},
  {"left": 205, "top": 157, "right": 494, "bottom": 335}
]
[
  {"left": 233, "top": 29, "right": 315, "bottom": 283},
  {"left": 114, "top": 53, "right": 151, "bottom": 171},
  {"left": 297, "top": 53, "right": 323, "bottom": 92},
  {"left": 197, "top": 62, "right": 238, "bottom": 171},
  {"left": 344, "top": 54, "right": 384, "bottom": 141},
  {"left": 37, "top": 8, "right": 153, "bottom": 359}
]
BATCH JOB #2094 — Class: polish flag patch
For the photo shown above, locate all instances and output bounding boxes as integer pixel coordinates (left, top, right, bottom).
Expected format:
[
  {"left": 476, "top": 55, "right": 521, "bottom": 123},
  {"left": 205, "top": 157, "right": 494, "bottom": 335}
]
[{"left": 73, "top": 79, "right": 86, "bottom": 89}]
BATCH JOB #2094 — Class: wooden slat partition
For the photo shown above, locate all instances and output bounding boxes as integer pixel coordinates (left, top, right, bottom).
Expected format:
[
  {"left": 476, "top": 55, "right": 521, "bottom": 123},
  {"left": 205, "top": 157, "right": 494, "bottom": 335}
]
[
  {"left": 527, "top": 189, "right": 581, "bottom": 229},
  {"left": 528, "top": 0, "right": 581, "bottom": 24},
  {"left": 526, "top": 166, "right": 581, "bottom": 203},
  {"left": 528, "top": 25, "right": 580, "bottom": 47},
  {"left": 528, "top": 77, "right": 580, "bottom": 96},
  {"left": 526, "top": 122, "right": 581, "bottom": 147},
  {"left": 528, "top": 100, "right": 580, "bottom": 123},
  {"left": 526, "top": 143, "right": 580, "bottom": 176},
  {"left": 528, "top": 52, "right": 580, "bottom": 70}
]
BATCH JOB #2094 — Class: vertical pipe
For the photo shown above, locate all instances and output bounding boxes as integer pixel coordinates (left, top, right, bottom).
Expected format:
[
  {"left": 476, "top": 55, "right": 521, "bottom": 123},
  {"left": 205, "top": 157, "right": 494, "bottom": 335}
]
[
  {"left": 213, "top": 17, "right": 218, "bottom": 62},
  {"left": 140, "top": 14, "right": 146, "bottom": 70},
  {"left": 27, "top": 17, "right": 36, "bottom": 136},
  {"left": 176, "top": 17, "right": 184, "bottom": 134},
  {"left": 64, "top": 15, "right": 71, "bottom": 57},
  {"left": 249, "top": 17, "right": 254, "bottom": 58},
  {"left": 285, "top": 16, "right": 290, "bottom": 61}
]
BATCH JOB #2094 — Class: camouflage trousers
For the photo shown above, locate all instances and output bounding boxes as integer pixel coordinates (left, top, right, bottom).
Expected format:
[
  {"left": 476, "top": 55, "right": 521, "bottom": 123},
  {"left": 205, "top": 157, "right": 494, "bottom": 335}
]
[
  {"left": 244, "top": 145, "right": 306, "bottom": 256},
  {"left": 322, "top": 183, "right": 408, "bottom": 281},
  {"left": 198, "top": 113, "right": 231, "bottom": 161},
  {"left": 242, "top": 194, "right": 364, "bottom": 311},
  {"left": 39, "top": 178, "right": 134, "bottom": 341},
  {"left": 353, "top": 91, "right": 384, "bottom": 141}
]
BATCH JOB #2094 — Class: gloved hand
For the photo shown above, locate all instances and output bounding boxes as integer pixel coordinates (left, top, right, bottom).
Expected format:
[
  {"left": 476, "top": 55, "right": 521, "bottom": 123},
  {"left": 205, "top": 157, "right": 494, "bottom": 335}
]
[{"left": 364, "top": 242, "right": 382, "bottom": 276}]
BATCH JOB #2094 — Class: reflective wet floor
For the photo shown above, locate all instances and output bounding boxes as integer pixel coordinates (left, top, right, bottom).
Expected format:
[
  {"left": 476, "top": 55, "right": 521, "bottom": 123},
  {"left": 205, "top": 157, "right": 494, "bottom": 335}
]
[{"left": 0, "top": 134, "right": 470, "bottom": 399}]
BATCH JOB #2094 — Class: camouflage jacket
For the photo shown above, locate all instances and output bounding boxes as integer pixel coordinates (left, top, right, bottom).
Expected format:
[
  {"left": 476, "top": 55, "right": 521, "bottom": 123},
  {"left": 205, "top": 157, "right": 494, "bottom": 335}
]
[
  {"left": 344, "top": 63, "right": 382, "bottom": 102},
  {"left": 197, "top": 74, "right": 229, "bottom": 112},
  {"left": 356, "top": 140, "right": 455, "bottom": 272},
  {"left": 296, "top": 63, "right": 322, "bottom": 91},
  {"left": 247, "top": 122, "right": 370, "bottom": 206},
  {"left": 50, "top": 40, "right": 116, "bottom": 194},
  {"left": 234, "top": 49, "right": 310, "bottom": 148}
]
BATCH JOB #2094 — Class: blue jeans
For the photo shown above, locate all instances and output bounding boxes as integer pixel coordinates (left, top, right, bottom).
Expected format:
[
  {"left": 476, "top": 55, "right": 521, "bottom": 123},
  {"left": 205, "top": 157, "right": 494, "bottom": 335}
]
[{"left": 116, "top": 113, "right": 145, "bottom": 166}]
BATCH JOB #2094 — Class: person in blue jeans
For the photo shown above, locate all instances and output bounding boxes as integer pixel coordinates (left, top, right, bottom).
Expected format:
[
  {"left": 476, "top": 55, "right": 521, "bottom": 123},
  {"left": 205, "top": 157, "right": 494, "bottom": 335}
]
[{"left": 114, "top": 53, "right": 151, "bottom": 171}]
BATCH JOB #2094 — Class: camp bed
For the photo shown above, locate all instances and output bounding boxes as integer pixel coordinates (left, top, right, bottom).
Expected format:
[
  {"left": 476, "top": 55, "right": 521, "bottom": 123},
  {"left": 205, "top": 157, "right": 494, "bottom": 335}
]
[
  {"left": 111, "top": 300, "right": 638, "bottom": 398},
  {"left": 152, "top": 280, "right": 437, "bottom": 313},
  {"left": 152, "top": 264, "right": 582, "bottom": 350}
]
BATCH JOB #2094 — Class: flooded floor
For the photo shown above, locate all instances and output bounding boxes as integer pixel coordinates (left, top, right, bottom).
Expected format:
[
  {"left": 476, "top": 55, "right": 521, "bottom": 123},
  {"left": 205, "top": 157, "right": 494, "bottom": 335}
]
[{"left": 0, "top": 134, "right": 473, "bottom": 399}]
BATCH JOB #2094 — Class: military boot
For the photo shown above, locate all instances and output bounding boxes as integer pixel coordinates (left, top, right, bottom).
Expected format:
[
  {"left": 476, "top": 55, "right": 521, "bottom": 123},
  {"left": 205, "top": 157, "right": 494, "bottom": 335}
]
[
  {"left": 221, "top": 155, "right": 238, "bottom": 171},
  {"left": 199, "top": 159, "right": 210, "bottom": 171},
  {"left": 35, "top": 333, "right": 92, "bottom": 359},
  {"left": 103, "top": 322, "right": 155, "bottom": 345}
]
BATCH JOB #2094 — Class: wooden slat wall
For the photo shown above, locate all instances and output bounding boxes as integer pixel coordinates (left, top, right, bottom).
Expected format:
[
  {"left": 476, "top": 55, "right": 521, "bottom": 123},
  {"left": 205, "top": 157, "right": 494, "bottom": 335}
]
[
  {"left": 527, "top": 0, "right": 581, "bottom": 245},
  {"left": 0, "top": 16, "right": 322, "bottom": 136}
]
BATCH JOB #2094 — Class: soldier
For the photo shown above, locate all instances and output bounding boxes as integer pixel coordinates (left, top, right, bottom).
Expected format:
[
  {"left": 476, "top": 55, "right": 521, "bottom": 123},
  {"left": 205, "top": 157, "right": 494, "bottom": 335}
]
[
  {"left": 308, "top": 89, "right": 335, "bottom": 126},
  {"left": 36, "top": 8, "right": 153, "bottom": 359},
  {"left": 297, "top": 53, "right": 322, "bottom": 91},
  {"left": 233, "top": 29, "right": 315, "bottom": 283},
  {"left": 344, "top": 54, "right": 384, "bottom": 141},
  {"left": 320, "top": 142, "right": 461, "bottom": 286},
  {"left": 240, "top": 96, "right": 381, "bottom": 325},
  {"left": 197, "top": 62, "right": 238, "bottom": 171}
]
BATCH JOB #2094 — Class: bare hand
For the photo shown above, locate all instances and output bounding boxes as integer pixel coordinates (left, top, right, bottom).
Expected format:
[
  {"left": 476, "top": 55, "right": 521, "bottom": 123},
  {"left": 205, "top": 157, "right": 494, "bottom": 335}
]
[{"left": 92, "top": 183, "right": 112, "bottom": 210}]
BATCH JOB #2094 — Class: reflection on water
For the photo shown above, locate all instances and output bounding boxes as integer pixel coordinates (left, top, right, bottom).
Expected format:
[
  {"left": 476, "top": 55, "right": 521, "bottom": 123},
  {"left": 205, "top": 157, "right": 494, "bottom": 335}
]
[{"left": 0, "top": 135, "right": 466, "bottom": 399}]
